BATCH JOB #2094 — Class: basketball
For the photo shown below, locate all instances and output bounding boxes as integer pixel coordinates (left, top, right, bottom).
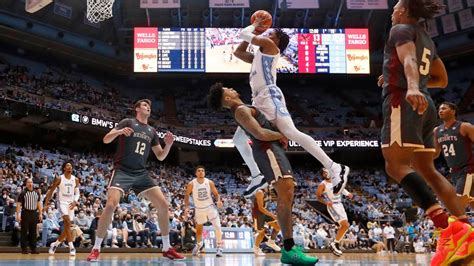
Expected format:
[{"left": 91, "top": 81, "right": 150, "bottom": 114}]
[{"left": 251, "top": 10, "right": 272, "bottom": 34}]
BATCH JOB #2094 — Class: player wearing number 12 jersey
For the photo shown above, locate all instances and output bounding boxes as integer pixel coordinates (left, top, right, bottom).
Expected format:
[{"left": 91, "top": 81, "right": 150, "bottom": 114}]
[
  {"left": 87, "top": 99, "right": 184, "bottom": 261},
  {"left": 435, "top": 102, "right": 474, "bottom": 205},
  {"left": 378, "top": 1, "right": 474, "bottom": 265}
]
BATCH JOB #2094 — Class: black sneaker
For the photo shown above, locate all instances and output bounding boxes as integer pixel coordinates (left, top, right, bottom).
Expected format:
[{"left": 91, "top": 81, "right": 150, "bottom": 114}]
[
  {"left": 243, "top": 174, "right": 268, "bottom": 198},
  {"left": 332, "top": 164, "right": 350, "bottom": 195}
]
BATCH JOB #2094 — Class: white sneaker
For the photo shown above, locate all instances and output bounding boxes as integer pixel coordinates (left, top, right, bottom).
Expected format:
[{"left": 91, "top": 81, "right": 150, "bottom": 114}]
[
  {"left": 266, "top": 239, "right": 281, "bottom": 252},
  {"left": 243, "top": 174, "right": 268, "bottom": 198},
  {"left": 216, "top": 248, "right": 223, "bottom": 257},
  {"left": 69, "top": 248, "right": 76, "bottom": 256},
  {"left": 192, "top": 242, "right": 202, "bottom": 256},
  {"left": 330, "top": 164, "right": 350, "bottom": 195},
  {"left": 253, "top": 246, "right": 265, "bottom": 256},
  {"left": 49, "top": 242, "right": 58, "bottom": 255},
  {"left": 329, "top": 242, "right": 343, "bottom": 256}
]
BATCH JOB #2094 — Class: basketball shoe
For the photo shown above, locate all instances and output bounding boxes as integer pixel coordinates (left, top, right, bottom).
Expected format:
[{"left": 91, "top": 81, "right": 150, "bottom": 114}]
[
  {"left": 280, "top": 246, "right": 319, "bottom": 265},
  {"left": 243, "top": 174, "right": 268, "bottom": 198},
  {"left": 87, "top": 248, "right": 100, "bottom": 262},
  {"left": 330, "top": 164, "right": 350, "bottom": 195},
  {"left": 430, "top": 219, "right": 472, "bottom": 266},
  {"left": 447, "top": 226, "right": 474, "bottom": 265},
  {"left": 163, "top": 247, "right": 185, "bottom": 260}
]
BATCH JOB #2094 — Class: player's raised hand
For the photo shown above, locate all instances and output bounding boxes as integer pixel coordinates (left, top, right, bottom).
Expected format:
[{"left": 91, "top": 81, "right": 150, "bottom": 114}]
[
  {"left": 164, "top": 131, "right": 174, "bottom": 146},
  {"left": 377, "top": 74, "right": 384, "bottom": 87},
  {"left": 121, "top": 127, "right": 134, "bottom": 137},
  {"left": 406, "top": 89, "right": 428, "bottom": 115}
]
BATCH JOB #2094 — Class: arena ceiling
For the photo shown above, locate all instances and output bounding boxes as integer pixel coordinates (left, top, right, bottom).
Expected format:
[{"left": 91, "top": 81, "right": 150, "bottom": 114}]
[{"left": 0, "top": 0, "right": 392, "bottom": 50}]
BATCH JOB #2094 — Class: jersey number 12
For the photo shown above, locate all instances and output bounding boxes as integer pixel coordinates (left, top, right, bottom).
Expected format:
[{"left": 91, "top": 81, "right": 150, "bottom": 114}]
[{"left": 135, "top": 142, "right": 146, "bottom": 156}]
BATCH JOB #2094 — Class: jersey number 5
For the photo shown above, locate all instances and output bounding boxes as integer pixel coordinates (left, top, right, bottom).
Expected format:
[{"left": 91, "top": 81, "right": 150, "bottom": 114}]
[
  {"left": 135, "top": 141, "right": 146, "bottom": 156},
  {"left": 419, "top": 48, "right": 431, "bottom": 76},
  {"left": 442, "top": 143, "right": 456, "bottom": 157}
]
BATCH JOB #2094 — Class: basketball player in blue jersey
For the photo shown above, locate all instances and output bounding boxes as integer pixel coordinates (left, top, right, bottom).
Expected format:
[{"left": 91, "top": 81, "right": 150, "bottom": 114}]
[
  {"left": 87, "top": 99, "right": 184, "bottom": 261},
  {"left": 435, "top": 102, "right": 474, "bottom": 207},
  {"left": 208, "top": 83, "right": 318, "bottom": 265},
  {"left": 234, "top": 19, "right": 349, "bottom": 198},
  {"left": 377, "top": 1, "right": 474, "bottom": 265}
]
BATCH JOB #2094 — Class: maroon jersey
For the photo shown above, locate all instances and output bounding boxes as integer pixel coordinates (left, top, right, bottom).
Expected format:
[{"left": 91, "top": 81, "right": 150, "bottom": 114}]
[{"left": 382, "top": 24, "right": 439, "bottom": 99}]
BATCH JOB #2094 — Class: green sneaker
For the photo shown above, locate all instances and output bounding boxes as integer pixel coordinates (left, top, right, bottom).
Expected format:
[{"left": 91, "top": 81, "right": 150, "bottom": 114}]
[{"left": 280, "top": 246, "right": 319, "bottom": 265}]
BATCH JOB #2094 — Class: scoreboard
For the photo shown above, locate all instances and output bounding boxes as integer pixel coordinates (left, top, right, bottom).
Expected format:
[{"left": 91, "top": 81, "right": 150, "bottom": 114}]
[
  {"left": 134, "top": 27, "right": 370, "bottom": 74},
  {"left": 157, "top": 28, "right": 205, "bottom": 72},
  {"left": 202, "top": 226, "right": 254, "bottom": 253}
]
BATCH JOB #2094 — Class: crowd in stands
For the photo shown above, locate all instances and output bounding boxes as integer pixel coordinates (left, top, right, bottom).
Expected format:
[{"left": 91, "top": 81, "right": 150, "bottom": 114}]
[{"left": 2, "top": 143, "right": 469, "bottom": 254}]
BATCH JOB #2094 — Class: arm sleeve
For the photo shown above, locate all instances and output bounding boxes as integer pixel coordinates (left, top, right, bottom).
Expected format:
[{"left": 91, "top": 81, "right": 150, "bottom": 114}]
[
  {"left": 239, "top": 25, "right": 256, "bottom": 43},
  {"left": 342, "top": 189, "right": 350, "bottom": 196},
  {"left": 114, "top": 119, "right": 131, "bottom": 130},
  {"left": 389, "top": 24, "right": 416, "bottom": 47}
]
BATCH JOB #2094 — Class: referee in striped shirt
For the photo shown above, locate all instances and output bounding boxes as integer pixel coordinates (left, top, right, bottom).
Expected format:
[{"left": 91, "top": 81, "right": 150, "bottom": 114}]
[{"left": 16, "top": 178, "right": 43, "bottom": 254}]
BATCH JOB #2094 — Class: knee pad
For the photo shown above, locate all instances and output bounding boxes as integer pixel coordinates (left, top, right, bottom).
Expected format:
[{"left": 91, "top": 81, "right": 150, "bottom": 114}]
[{"left": 400, "top": 172, "right": 437, "bottom": 210}]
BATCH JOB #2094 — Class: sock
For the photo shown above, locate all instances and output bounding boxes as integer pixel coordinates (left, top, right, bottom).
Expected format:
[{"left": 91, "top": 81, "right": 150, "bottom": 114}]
[
  {"left": 334, "top": 239, "right": 340, "bottom": 243},
  {"left": 93, "top": 237, "right": 104, "bottom": 251},
  {"left": 162, "top": 235, "right": 171, "bottom": 252},
  {"left": 54, "top": 240, "right": 61, "bottom": 246},
  {"left": 68, "top": 242, "right": 74, "bottom": 249},
  {"left": 428, "top": 208, "right": 449, "bottom": 229},
  {"left": 233, "top": 127, "right": 261, "bottom": 177},
  {"left": 283, "top": 238, "right": 295, "bottom": 252}
]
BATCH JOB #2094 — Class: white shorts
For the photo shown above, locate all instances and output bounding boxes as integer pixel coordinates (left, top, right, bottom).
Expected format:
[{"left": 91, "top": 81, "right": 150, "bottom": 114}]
[
  {"left": 59, "top": 202, "right": 74, "bottom": 221},
  {"left": 252, "top": 85, "right": 290, "bottom": 122},
  {"left": 327, "top": 202, "right": 348, "bottom": 223},
  {"left": 195, "top": 205, "right": 220, "bottom": 225}
]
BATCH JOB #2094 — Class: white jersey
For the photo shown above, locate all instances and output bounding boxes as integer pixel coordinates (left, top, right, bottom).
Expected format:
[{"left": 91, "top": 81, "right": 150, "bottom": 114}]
[
  {"left": 191, "top": 178, "right": 214, "bottom": 209},
  {"left": 249, "top": 48, "right": 280, "bottom": 94},
  {"left": 57, "top": 174, "right": 76, "bottom": 203},
  {"left": 322, "top": 180, "right": 342, "bottom": 203}
]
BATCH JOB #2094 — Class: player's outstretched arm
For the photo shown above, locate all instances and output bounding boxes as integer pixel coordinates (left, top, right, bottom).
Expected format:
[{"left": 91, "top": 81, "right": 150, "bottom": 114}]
[
  {"left": 234, "top": 106, "right": 283, "bottom": 141},
  {"left": 239, "top": 19, "right": 278, "bottom": 55},
  {"left": 233, "top": 41, "right": 254, "bottom": 64},
  {"left": 151, "top": 131, "right": 174, "bottom": 161},
  {"left": 427, "top": 58, "right": 448, "bottom": 89},
  {"left": 44, "top": 176, "right": 61, "bottom": 209}
]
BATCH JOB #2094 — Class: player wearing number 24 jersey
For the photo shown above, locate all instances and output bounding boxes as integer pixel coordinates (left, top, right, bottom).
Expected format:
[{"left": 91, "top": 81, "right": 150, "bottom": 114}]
[{"left": 435, "top": 102, "right": 474, "bottom": 203}]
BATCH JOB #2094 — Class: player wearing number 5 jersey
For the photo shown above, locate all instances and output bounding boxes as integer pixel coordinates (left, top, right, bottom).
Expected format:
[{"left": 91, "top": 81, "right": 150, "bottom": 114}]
[
  {"left": 378, "top": 1, "right": 474, "bottom": 265},
  {"left": 435, "top": 102, "right": 474, "bottom": 206},
  {"left": 183, "top": 166, "right": 224, "bottom": 257},
  {"left": 87, "top": 99, "right": 184, "bottom": 262}
]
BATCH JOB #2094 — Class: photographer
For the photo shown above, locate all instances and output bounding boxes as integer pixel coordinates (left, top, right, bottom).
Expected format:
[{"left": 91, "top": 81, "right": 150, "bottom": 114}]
[{"left": 181, "top": 219, "right": 196, "bottom": 251}]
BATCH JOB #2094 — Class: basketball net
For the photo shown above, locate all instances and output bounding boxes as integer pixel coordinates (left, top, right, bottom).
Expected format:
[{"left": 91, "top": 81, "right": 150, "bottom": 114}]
[{"left": 86, "top": 0, "right": 114, "bottom": 24}]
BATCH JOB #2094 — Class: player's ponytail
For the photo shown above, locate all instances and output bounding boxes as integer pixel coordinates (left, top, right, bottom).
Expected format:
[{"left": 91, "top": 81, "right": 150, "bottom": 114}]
[{"left": 403, "top": 0, "right": 445, "bottom": 19}]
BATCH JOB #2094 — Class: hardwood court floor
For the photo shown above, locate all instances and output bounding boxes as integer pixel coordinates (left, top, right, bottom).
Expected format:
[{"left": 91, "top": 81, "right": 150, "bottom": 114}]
[{"left": 1, "top": 252, "right": 464, "bottom": 265}]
